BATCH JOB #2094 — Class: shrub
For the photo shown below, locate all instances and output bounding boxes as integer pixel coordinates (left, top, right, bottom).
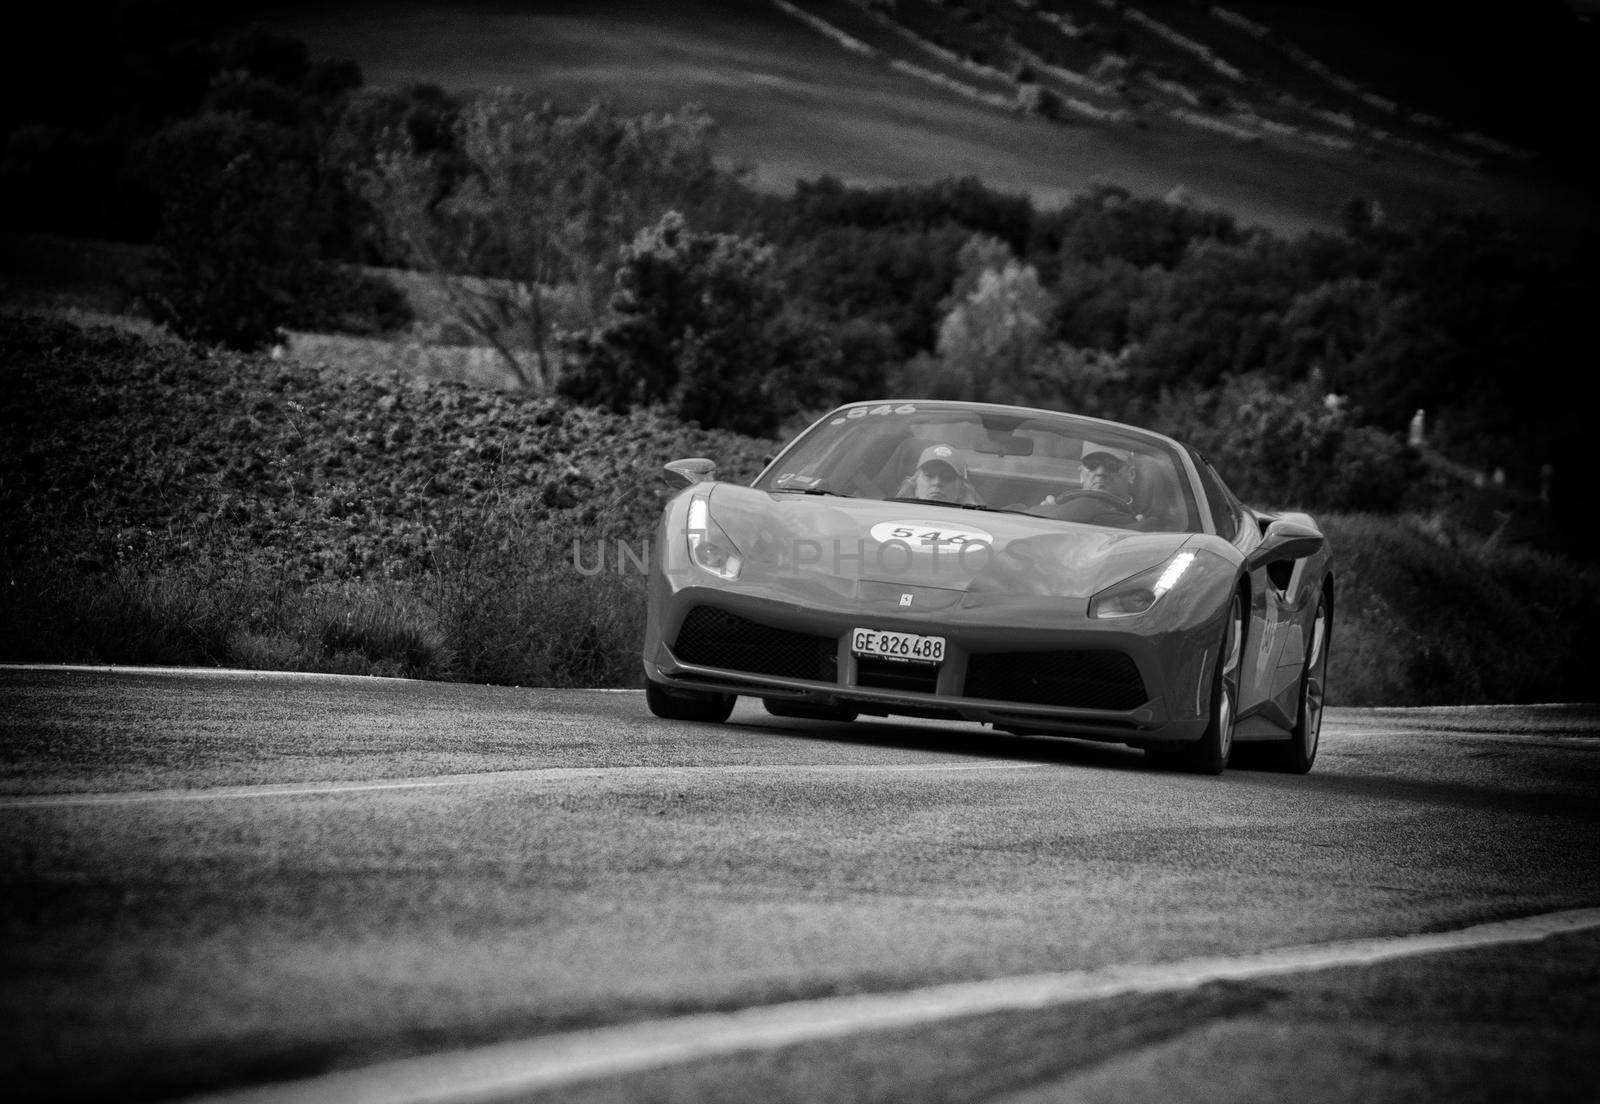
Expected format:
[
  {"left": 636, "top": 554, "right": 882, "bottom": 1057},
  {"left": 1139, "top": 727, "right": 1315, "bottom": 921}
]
[
  {"left": 775, "top": 222, "right": 970, "bottom": 357},
  {"left": 1322, "top": 514, "right": 1600, "bottom": 705},
  {"left": 1151, "top": 375, "right": 1414, "bottom": 512},
  {"left": 559, "top": 211, "right": 843, "bottom": 435},
  {"left": 783, "top": 175, "right": 1035, "bottom": 256},
  {"left": 297, "top": 580, "right": 452, "bottom": 678},
  {"left": 0, "top": 558, "right": 272, "bottom": 668},
  {"left": 1017, "top": 85, "right": 1065, "bottom": 121},
  {"left": 356, "top": 94, "right": 723, "bottom": 389},
  {"left": 140, "top": 111, "right": 323, "bottom": 351},
  {"left": 426, "top": 529, "right": 647, "bottom": 688},
  {"left": 1, "top": 313, "right": 779, "bottom": 682},
  {"left": 1044, "top": 183, "right": 1244, "bottom": 269}
]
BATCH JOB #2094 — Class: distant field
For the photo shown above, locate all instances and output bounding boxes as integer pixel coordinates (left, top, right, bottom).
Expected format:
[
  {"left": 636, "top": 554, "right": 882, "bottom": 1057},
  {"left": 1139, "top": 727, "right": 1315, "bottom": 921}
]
[{"left": 252, "top": 0, "right": 1595, "bottom": 236}]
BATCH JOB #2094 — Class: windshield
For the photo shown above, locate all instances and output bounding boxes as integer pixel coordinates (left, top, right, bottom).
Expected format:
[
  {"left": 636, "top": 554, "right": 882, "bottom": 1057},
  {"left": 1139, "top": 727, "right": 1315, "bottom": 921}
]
[{"left": 754, "top": 402, "right": 1201, "bottom": 534}]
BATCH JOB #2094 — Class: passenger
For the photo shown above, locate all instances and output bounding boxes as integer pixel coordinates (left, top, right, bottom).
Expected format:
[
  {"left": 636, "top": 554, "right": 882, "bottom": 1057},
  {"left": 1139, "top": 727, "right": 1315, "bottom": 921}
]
[{"left": 899, "top": 444, "right": 979, "bottom": 504}]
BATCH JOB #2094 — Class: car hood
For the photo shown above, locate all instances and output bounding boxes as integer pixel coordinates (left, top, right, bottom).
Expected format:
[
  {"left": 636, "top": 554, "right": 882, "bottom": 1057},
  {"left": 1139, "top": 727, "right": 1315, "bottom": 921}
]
[{"left": 705, "top": 484, "right": 1195, "bottom": 600}]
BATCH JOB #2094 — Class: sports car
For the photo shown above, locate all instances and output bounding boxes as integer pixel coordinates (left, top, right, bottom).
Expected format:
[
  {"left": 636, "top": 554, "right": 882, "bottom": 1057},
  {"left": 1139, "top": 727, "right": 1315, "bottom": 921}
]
[{"left": 643, "top": 400, "right": 1333, "bottom": 774}]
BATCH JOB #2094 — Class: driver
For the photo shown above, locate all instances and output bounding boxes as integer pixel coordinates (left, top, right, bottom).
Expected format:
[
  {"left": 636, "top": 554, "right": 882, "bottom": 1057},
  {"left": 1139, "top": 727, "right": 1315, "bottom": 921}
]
[
  {"left": 1081, "top": 442, "right": 1136, "bottom": 501},
  {"left": 1039, "top": 441, "right": 1139, "bottom": 525}
]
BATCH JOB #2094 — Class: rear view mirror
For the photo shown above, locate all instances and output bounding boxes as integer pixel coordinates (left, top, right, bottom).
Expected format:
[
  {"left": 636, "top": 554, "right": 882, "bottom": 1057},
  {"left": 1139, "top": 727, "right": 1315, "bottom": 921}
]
[
  {"left": 980, "top": 433, "right": 1035, "bottom": 457},
  {"left": 664, "top": 457, "right": 717, "bottom": 486}
]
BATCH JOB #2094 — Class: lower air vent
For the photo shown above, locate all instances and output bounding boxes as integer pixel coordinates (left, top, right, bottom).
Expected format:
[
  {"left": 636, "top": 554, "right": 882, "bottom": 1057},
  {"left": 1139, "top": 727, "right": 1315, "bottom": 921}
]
[
  {"left": 964, "top": 650, "right": 1146, "bottom": 711},
  {"left": 672, "top": 606, "right": 837, "bottom": 682}
]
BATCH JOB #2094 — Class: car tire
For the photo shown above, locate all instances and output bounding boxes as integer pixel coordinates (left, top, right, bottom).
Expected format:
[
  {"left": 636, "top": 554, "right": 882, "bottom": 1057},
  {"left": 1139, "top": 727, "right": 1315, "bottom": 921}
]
[
  {"left": 645, "top": 680, "right": 736, "bottom": 724},
  {"left": 762, "top": 698, "right": 859, "bottom": 723},
  {"left": 1165, "top": 591, "right": 1241, "bottom": 776},
  {"left": 1260, "top": 590, "right": 1330, "bottom": 774}
]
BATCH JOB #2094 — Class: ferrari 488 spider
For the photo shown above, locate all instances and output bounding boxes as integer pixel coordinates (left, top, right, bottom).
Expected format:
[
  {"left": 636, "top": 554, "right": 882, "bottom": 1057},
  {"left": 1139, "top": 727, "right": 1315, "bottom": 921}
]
[{"left": 643, "top": 400, "right": 1332, "bottom": 774}]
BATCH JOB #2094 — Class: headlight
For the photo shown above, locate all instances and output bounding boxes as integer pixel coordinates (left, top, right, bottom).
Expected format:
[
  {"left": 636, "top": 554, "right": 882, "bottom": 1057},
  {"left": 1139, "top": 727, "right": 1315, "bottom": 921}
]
[
  {"left": 1089, "top": 551, "right": 1195, "bottom": 618},
  {"left": 687, "top": 497, "right": 743, "bottom": 580}
]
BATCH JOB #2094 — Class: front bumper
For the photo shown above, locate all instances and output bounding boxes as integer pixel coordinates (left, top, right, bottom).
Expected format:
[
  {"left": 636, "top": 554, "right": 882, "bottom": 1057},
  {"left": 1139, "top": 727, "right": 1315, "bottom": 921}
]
[{"left": 644, "top": 583, "right": 1221, "bottom": 745}]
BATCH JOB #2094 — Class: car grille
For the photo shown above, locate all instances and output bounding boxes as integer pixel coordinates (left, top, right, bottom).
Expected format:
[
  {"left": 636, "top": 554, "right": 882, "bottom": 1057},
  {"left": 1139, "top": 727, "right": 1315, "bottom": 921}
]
[
  {"left": 671, "top": 606, "right": 837, "bottom": 682},
  {"left": 964, "top": 650, "right": 1146, "bottom": 711},
  {"left": 856, "top": 657, "right": 940, "bottom": 694}
]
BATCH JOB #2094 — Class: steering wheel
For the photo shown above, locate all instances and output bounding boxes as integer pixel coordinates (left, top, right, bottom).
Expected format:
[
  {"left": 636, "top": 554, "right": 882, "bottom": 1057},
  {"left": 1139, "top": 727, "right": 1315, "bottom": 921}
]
[{"left": 1050, "top": 490, "right": 1132, "bottom": 509}]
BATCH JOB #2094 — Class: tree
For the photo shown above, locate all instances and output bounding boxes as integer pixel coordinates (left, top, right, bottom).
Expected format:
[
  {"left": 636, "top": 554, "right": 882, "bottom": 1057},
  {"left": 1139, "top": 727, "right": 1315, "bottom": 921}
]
[
  {"left": 776, "top": 223, "right": 969, "bottom": 356},
  {"left": 218, "top": 25, "right": 312, "bottom": 88},
  {"left": 1123, "top": 235, "right": 1303, "bottom": 390},
  {"left": 1267, "top": 276, "right": 1389, "bottom": 394},
  {"left": 1049, "top": 255, "right": 1158, "bottom": 350},
  {"left": 324, "top": 85, "right": 463, "bottom": 266},
  {"left": 140, "top": 112, "right": 321, "bottom": 351},
  {"left": 560, "top": 212, "right": 842, "bottom": 436},
  {"left": 782, "top": 175, "right": 1035, "bottom": 255},
  {"left": 357, "top": 92, "right": 721, "bottom": 390},
  {"left": 1150, "top": 376, "right": 1413, "bottom": 511},
  {"left": 1044, "top": 184, "right": 1243, "bottom": 269},
  {"left": 932, "top": 236, "right": 1055, "bottom": 403},
  {"left": 1351, "top": 210, "right": 1584, "bottom": 475}
]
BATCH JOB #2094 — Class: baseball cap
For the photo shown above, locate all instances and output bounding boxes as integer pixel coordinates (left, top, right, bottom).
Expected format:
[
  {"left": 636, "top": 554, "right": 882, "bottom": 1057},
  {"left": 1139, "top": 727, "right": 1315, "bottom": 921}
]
[
  {"left": 916, "top": 444, "right": 968, "bottom": 479},
  {"left": 1081, "top": 441, "right": 1133, "bottom": 468}
]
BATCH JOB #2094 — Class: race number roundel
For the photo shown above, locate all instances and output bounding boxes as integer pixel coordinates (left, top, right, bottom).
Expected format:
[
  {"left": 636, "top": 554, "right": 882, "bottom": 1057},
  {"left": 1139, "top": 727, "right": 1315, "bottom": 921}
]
[{"left": 869, "top": 521, "right": 993, "bottom": 552}]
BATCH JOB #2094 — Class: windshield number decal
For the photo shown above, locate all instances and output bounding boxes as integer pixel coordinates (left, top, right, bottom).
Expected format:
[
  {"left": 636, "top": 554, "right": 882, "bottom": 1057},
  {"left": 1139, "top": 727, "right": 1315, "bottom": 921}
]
[
  {"left": 830, "top": 403, "right": 917, "bottom": 425},
  {"left": 870, "top": 522, "right": 993, "bottom": 551}
]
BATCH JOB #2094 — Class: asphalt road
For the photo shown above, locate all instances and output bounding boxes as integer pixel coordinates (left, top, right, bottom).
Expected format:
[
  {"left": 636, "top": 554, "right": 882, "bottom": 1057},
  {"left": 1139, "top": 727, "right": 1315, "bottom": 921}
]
[{"left": 2, "top": 666, "right": 1598, "bottom": 1103}]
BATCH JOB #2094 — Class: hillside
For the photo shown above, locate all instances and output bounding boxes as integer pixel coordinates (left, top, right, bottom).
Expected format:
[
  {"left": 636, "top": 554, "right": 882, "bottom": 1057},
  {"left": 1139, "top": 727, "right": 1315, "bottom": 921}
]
[
  {"left": 0, "top": 312, "right": 772, "bottom": 686},
  {"left": 0, "top": 314, "right": 772, "bottom": 576},
  {"left": 4, "top": 313, "right": 1597, "bottom": 704},
  {"left": 243, "top": 0, "right": 1598, "bottom": 236}
]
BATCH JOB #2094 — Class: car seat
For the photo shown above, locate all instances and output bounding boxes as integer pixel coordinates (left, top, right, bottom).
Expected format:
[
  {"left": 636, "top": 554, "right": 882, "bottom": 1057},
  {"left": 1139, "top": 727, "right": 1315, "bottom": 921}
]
[
  {"left": 834, "top": 429, "right": 911, "bottom": 499},
  {"left": 1131, "top": 455, "right": 1185, "bottom": 531}
]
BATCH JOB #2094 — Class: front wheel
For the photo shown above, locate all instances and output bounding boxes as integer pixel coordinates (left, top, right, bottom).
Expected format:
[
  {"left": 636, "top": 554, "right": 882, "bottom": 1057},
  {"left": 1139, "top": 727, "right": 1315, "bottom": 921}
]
[
  {"left": 1156, "top": 591, "right": 1241, "bottom": 775},
  {"left": 646, "top": 680, "right": 736, "bottom": 723},
  {"left": 1262, "top": 591, "right": 1330, "bottom": 774}
]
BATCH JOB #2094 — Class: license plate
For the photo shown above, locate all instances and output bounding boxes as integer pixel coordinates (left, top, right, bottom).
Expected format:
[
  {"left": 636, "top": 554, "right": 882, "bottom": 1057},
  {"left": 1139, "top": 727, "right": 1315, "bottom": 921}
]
[{"left": 851, "top": 627, "right": 946, "bottom": 664}]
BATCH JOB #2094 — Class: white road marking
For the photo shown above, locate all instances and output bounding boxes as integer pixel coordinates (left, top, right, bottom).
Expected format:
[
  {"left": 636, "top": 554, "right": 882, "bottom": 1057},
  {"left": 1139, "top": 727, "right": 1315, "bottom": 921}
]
[
  {"left": 0, "top": 761, "right": 1033, "bottom": 809},
  {"left": 1, "top": 664, "right": 654, "bottom": 691},
  {"left": 0, "top": 662, "right": 422, "bottom": 684},
  {"left": 185, "top": 907, "right": 1600, "bottom": 1104}
]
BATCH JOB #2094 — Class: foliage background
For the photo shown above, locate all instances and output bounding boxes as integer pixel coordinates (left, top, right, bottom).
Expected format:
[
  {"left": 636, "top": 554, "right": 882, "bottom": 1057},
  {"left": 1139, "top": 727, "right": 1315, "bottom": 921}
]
[{"left": 3, "top": 314, "right": 1595, "bottom": 706}]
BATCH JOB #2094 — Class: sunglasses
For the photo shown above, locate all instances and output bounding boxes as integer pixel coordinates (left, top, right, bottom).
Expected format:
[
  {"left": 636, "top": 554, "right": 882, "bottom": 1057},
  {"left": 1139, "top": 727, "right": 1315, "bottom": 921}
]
[{"left": 1083, "top": 457, "right": 1127, "bottom": 473}]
